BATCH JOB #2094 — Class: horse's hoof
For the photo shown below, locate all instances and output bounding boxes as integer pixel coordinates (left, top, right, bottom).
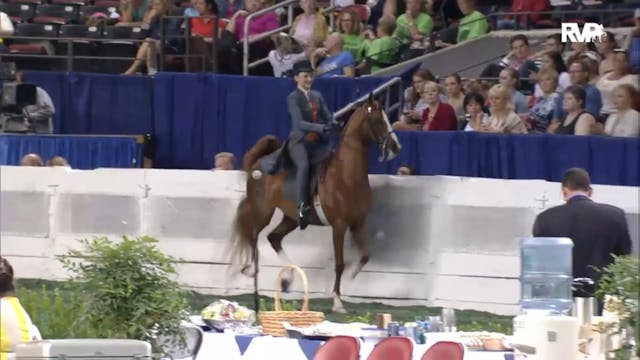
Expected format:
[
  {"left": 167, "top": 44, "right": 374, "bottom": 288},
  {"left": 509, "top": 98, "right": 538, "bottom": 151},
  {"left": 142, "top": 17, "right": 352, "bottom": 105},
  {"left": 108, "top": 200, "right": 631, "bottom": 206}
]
[
  {"left": 332, "top": 305, "right": 347, "bottom": 314},
  {"left": 241, "top": 265, "right": 256, "bottom": 278},
  {"left": 281, "top": 278, "right": 291, "bottom": 293}
]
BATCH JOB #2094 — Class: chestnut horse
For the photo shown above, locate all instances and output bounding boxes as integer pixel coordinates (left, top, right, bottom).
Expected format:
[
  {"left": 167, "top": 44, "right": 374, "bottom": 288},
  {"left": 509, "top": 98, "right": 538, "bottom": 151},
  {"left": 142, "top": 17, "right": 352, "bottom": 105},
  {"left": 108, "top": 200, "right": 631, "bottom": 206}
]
[{"left": 229, "top": 95, "right": 402, "bottom": 313}]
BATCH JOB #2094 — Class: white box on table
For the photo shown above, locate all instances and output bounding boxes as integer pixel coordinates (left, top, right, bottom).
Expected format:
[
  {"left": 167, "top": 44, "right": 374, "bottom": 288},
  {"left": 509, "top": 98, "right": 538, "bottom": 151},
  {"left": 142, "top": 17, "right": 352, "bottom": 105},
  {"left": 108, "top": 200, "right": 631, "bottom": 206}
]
[{"left": 15, "top": 339, "right": 152, "bottom": 359}]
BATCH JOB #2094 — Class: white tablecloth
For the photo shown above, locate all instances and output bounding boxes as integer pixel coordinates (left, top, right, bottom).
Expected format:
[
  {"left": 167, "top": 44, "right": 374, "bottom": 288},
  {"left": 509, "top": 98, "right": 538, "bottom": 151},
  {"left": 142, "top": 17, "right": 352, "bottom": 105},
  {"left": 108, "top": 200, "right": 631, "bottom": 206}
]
[{"left": 196, "top": 333, "right": 512, "bottom": 360}]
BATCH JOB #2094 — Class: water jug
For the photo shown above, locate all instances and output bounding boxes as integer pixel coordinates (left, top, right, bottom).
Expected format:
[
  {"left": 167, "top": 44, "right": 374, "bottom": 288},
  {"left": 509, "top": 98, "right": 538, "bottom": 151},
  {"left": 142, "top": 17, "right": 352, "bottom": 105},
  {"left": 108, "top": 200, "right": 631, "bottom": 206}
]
[{"left": 520, "top": 237, "right": 574, "bottom": 314}]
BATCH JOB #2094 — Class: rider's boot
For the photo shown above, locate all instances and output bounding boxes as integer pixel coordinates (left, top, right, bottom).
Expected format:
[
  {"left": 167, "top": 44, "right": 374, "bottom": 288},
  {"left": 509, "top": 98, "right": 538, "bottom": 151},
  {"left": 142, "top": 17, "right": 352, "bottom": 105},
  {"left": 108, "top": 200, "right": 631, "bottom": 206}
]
[{"left": 297, "top": 202, "right": 310, "bottom": 230}]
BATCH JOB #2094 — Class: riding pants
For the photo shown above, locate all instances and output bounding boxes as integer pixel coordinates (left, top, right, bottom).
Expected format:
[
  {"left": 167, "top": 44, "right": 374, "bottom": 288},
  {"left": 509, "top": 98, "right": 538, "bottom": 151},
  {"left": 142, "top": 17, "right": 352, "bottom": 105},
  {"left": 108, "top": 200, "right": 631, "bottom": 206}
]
[{"left": 289, "top": 141, "right": 310, "bottom": 205}]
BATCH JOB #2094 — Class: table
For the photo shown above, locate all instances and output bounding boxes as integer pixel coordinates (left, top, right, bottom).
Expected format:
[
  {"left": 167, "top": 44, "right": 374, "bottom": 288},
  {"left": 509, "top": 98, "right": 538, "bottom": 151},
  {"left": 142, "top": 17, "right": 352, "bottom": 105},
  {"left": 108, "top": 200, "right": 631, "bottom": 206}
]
[{"left": 196, "top": 332, "right": 514, "bottom": 360}]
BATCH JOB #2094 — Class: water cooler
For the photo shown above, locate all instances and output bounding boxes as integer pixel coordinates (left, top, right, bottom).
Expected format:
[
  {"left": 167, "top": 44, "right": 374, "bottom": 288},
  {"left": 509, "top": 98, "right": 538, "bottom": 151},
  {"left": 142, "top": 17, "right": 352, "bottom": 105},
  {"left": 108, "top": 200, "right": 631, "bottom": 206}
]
[{"left": 512, "top": 237, "right": 580, "bottom": 360}]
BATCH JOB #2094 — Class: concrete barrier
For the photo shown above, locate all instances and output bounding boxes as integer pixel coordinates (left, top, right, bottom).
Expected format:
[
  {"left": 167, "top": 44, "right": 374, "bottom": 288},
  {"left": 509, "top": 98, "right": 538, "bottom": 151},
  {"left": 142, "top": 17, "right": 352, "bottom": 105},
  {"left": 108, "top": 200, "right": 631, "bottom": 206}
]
[{"left": 1, "top": 166, "right": 638, "bottom": 315}]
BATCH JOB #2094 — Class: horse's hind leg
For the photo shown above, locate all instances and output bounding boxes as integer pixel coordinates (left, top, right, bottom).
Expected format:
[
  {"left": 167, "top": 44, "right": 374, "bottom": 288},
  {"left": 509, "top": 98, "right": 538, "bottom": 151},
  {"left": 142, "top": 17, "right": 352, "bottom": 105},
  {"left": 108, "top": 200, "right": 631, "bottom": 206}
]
[
  {"left": 267, "top": 216, "right": 298, "bottom": 292},
  {"left": 240, "top": 206, "right": 275, "bottom": 277},
  {"left": 349, "top": 220, "right": 369, "bottom": 280}
]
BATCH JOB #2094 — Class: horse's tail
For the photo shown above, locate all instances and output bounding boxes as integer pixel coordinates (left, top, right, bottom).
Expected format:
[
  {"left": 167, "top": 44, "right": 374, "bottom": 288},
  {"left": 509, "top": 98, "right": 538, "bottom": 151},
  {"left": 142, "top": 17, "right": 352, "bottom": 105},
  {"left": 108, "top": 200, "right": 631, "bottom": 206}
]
[
  {"left": 228, "top": 135, "right": 281, "bottom": 271},
  {"left": 243, "top": 135, "right": 281, "bottom": 171}
]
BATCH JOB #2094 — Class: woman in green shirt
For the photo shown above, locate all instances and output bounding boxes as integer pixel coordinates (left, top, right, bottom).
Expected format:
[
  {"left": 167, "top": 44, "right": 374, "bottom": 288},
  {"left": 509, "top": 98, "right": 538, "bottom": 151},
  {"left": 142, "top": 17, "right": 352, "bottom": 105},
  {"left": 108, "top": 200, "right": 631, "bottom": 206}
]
[
  {"left": 393, "top": 0, "right": 433, "bottom": 45},
  {"left": 436, "top": 0, "right": 488, "bottom": 48},
  {"left": 336, "top": 9, "right": 365, "bottom": 62}
]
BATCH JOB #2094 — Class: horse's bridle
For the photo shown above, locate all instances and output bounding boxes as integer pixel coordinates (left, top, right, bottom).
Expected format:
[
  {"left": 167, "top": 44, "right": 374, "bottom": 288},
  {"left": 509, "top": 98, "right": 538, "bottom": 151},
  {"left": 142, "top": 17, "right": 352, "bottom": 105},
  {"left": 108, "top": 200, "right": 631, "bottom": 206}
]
[{"left": 365, "top": 106, "right": 394, "bottom": 162}]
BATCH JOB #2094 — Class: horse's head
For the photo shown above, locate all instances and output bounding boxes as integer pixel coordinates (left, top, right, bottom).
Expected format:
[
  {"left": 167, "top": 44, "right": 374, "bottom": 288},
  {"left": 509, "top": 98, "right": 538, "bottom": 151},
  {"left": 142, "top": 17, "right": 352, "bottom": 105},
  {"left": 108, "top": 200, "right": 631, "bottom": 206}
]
[{"left": 361, "top": 93, "right": 402, "bottom": 161}]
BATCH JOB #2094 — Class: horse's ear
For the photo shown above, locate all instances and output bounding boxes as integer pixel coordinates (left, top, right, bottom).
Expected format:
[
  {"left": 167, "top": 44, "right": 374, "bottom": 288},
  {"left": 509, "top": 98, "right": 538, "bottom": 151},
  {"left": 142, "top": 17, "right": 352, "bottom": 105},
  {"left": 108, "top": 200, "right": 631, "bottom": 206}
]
[{"left": 367, "top": 92, "right": 374, "bottom": 105}]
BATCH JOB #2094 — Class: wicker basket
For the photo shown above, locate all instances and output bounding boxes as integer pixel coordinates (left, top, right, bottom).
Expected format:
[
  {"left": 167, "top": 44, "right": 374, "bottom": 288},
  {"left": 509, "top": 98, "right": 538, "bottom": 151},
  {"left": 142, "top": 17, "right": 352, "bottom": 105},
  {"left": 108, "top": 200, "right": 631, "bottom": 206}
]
[{"left": 258, "top": 265, "right": 325, "bottom": 337}]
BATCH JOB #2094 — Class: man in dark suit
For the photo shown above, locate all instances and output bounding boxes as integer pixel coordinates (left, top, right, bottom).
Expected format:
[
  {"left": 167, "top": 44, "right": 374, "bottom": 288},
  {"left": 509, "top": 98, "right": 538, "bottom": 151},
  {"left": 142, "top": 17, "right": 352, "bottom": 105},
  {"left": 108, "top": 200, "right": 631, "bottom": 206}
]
[
  {"left": 287, "top": 60, "right": 336, "bottom": 230},
  {"left": 532, "top": 168, "right": 632, "bottom": 289}
]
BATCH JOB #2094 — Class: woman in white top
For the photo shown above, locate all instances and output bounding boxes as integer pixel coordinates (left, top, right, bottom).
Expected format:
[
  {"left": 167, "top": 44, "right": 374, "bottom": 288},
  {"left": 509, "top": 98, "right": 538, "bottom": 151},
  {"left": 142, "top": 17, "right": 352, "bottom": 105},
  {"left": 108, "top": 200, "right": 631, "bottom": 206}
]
[
  {"left": 481, "top": 84, "right": 528, "bottom": 134},
  {"left": 596, "top": 49, "right": 638, "bottom": 119},
  {"left": 1, "top": 257, "right": 40, "bottom": 357},
  {"left": 268, "top": 33, "right": 307, "bottom": 77},
  {"left": 592, "top": 84, "right": 640, "bottom": 137}
]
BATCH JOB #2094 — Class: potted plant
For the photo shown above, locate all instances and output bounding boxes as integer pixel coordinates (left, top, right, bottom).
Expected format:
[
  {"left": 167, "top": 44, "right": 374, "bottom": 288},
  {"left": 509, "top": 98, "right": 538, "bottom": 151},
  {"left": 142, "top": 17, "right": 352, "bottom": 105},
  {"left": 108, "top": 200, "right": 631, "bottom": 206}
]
[{"left": 595, "top": 254, "right": 640, "bottom": 358}]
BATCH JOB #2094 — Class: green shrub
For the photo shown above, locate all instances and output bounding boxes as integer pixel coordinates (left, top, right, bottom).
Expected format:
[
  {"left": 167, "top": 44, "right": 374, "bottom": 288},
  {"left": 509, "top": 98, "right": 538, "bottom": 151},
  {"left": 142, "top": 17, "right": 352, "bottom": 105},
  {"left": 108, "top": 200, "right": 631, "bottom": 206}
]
[
  {"left": 58, "top": 235, "right": 190, "bottom": 342},
  {"left": 17, "top": 285, "right": 95, "bottom": 339}
]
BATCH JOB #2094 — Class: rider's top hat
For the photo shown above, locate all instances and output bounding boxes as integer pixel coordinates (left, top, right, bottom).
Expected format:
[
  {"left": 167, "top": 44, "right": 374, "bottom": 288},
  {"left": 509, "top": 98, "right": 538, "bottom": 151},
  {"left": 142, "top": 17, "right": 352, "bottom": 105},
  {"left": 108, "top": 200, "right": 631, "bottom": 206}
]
[{"left": 292, "top": 61, "right": 313, "bottom": 76}]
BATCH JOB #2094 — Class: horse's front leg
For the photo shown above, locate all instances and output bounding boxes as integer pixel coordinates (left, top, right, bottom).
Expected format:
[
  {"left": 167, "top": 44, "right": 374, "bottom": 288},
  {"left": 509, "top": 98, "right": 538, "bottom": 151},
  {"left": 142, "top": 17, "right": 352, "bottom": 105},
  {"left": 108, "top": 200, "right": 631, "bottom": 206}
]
[{"left": 331, "top": 222, "right": 347, "bottom": 314}]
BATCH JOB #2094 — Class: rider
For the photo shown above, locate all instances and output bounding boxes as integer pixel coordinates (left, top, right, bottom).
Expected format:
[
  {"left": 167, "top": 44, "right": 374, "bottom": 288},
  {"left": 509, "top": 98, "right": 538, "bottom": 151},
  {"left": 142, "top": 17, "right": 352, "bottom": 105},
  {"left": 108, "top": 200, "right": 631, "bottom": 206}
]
[{"left": 287, "top": 60, "right": 336, "bottom": 230}]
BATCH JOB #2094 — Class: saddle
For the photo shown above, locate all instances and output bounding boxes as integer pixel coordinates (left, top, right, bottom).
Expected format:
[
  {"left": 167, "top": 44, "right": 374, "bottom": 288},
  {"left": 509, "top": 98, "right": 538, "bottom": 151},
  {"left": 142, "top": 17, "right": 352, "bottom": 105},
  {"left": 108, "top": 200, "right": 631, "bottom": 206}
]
[{"left": 258, "top": 139, "right": 332, "bottom": 207}]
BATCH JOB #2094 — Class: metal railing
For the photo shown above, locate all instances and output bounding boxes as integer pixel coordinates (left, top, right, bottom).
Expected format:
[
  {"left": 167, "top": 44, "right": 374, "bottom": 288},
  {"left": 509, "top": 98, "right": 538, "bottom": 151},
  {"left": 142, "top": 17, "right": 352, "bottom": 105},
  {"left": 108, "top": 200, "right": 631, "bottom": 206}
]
[
  {"left": 242, "top": 0, "right": 335, "bottom": 75},
  {"left": 334, "top": 76, "right": 403, "bottom": 120}
]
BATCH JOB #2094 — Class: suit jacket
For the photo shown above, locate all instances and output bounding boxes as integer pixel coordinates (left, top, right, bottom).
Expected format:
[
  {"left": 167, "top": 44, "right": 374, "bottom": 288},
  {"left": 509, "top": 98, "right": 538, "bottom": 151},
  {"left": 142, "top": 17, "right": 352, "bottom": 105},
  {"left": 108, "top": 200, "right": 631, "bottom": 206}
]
[
  {"left": 287, "top": 88, "right": 333, "bottom": 144},
  {"left": 532, "top": 195, "right": 632, "bottom": 286}
]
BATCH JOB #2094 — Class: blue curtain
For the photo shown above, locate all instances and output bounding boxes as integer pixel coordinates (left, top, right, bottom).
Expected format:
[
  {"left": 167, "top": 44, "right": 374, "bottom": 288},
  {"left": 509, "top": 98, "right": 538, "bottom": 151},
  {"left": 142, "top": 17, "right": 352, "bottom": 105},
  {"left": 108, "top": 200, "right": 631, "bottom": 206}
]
[
  {"left": 0, "top": 134, "right": 142, "bottom": 169},
  {"left": 18, "top": 71, "right": 640, "bottom": 186}
]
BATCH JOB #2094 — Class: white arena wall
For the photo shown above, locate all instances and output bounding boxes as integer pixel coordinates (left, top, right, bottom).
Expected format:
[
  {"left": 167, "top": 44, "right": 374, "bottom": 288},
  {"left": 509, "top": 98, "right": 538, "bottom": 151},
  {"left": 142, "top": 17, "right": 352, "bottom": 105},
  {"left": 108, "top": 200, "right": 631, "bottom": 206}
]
[{"left": 1, "top": 166, "right": 638, "bottom": 316}]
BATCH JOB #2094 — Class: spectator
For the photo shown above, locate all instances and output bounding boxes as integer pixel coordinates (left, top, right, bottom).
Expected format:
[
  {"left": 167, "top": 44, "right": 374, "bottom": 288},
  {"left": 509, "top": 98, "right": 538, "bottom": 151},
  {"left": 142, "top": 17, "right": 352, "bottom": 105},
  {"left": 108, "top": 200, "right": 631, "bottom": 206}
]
[
  {"left": 420, "top": 81, "right": 457, "bottom": 131},
  {"left": 20, "top": 153, "right": 43, "bottom": 166},
  {"left": 596, "top": 49, "right": 638, "bottom": 120},
  {"left": 517, "top": 33, "right": 565, "bottom": 93},
  {"left": 496, "top": 0, "right": 550, "bottom": 30},
  {"left": 336, "top": 9, "right": 366, "bottom": 62},
  {"left": 551, "top": 60, "right": 602, "bottom": 125},
  {"left": 214, "top": 152, "right": 235, "bottom": 170},
  {"left": 46, "top": 156, "right": 70, "bottom": 167},
  {"left": 498, "top": 68, "right": 529, "bottom": 115},
  {"left": 465, "top": 79, "right": 492, "bottom": 106},
  {"left": 123, "top": 0, "right": 180, "bottom": 75},
  {"left": 591, "top": 84, "right": 640, "bottom": 137},
  {"left": 0, "top": 11, "right": 14, "bottom": 53},
  {"left": 580, "top": 51, "right": 601, "bottom": 85},
  {"left": 362, "top": 15, "right": 399, "bottom": 73},
  {"left": 396, "top": 166, "right": 412, "bottom": 175},
  {"left": 216, "top": 0, "right": 243, "bottom": 19},
  {"left": 462, "top": 92, "right": 489, "bottom": 131},
  {"left": 312, "top": 33, "right": 355, "bottom": 77},
  {"left": 596, "top": 32, "right": 618, "bottom": 76},
  {"left": 268, "top": 33, "right": 306, "bottom": 77},
  {"left": 184, "top": 0, "right": 199, "bottom": 17},
  {"left": 225, "top": 0, "right": 278, "bottom": 41},
  {"left": 453, "top": 0, "right": 487, "bottom": 43},
  {"left": 630, "top": 9, "right": 640, "bottom": 73},
  {"left": 531, "top": 51, "right": 569, "bottom": 98},
  {"left": 11, "top": 72, "right": 55, "bottom": 134},
  {"left": 393, "top": 67, "right": 436, "bottom": 129},
  {"left": 480, "top": 35, "right": 532, "bottom": 84},
  {"left": 118, "top": 0, "right": 149, "bottom": 25},
  {"left": 290, "top": 0, "right": 328, "bottom": 48},
  {"left": 551, "top": 85, "right": 597, "bottom": 136},
  {"left": 434, "top": 0, "right": 487, "bottom": 48},
  {"left": 483, "top": 84, "right": 528, "bottom": 134},
  {"left": 218, "top": 0, "right": 279, "bottom": 74},
  {"left": 532, "top": 168, "right": 631, "bottom": 301},
  {"left": 0, "top": 257, "right": 41, "bottom": 356},
  {"left": 443, "top": 73, "right": 465, "bottom": 120},
  {"left": 527, "top": 69, "right": 560, "bottom": 133},
  {"left": 190, "top": 0, "right": 221, "bottom": 38},
  {"left": 566, "top": 41, "right": 597, "bottom": 68},
  {"left": 393, "top": 0, "right": 433, "bottom": 45}
]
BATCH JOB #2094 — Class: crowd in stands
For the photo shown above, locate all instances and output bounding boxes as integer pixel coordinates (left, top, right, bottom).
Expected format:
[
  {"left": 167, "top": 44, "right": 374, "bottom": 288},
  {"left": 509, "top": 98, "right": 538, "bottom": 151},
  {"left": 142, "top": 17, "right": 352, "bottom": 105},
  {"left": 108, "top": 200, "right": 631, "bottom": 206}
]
[
  {"left": 0, "top": 0, "right": 494, "bottom": 75},
  {"left": 392, "top": 25, "right": 639, "bottom": 137}
]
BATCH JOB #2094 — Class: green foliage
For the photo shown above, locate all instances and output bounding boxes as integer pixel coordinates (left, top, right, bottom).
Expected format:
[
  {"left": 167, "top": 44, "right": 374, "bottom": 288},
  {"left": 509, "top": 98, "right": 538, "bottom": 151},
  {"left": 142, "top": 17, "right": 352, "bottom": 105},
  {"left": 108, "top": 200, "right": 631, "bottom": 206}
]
[
  {"left": 17, "top": 285, "right": 95, "bottom": 339},
  {"left": 345, "top": 312, "right": 372, "bottom": 324},
  {"left": 595, "top": 255, "right": 640, "bottom": 356},
  {"left": 259, "top": 297, "right": 300, "bottom": 312},
  {"left": 57, "top": 235, "right": 189, "bottom": 342}
]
